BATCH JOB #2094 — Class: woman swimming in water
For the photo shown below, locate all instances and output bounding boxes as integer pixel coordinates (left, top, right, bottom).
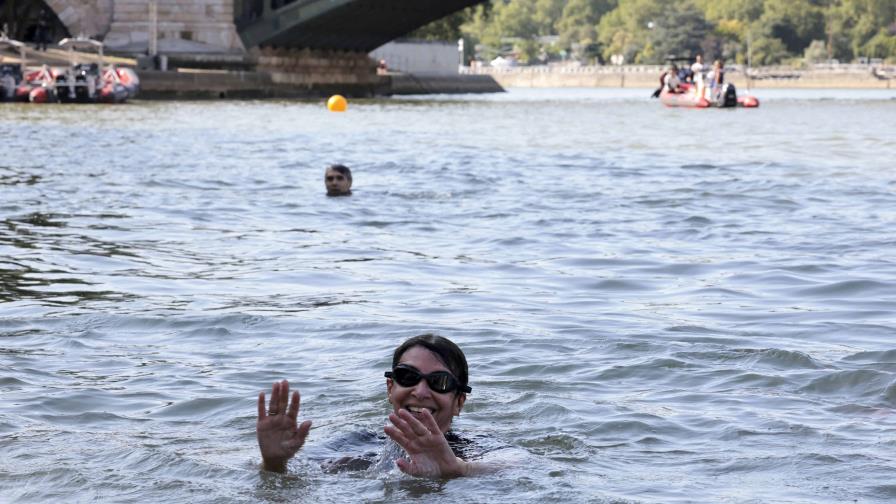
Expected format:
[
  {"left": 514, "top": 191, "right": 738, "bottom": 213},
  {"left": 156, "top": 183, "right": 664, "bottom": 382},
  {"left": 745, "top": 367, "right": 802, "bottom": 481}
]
[{"left": 256, "top": 334, "right": 486, "bottom": 478}]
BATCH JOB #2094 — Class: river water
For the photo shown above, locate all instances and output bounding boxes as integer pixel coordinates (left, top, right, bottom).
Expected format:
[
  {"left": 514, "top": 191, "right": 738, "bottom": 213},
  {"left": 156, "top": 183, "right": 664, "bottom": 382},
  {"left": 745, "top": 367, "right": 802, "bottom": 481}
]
[{"left": 2, "top": 87, "right": 896, "bottom": 503}]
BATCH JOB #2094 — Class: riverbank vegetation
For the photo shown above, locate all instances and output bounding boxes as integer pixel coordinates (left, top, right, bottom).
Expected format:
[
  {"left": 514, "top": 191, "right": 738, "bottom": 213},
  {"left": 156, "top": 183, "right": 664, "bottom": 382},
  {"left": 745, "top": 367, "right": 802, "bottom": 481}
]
[{"left": 411, "top": 0, "right": 896, "bottom": 66}]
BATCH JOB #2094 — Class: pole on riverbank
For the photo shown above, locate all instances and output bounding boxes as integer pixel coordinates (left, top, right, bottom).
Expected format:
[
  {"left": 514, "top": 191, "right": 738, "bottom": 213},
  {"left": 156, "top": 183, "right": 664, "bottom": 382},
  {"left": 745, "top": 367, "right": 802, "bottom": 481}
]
[
  {"left": 149, "top": 1, "right": 158, "bottom": 58},
  {"left": 747, "top": 31, "right": 753, "bottom": 93}
]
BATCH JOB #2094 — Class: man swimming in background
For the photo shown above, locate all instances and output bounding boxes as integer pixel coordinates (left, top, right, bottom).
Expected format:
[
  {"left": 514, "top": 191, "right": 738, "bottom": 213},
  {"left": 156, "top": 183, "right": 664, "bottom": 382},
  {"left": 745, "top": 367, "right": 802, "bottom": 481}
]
[
  {"left": 324, "top": 164, "right": 352, "bottom": 196},
  {"left": 256, "top": 334, "right": 491, "bottom": 478}
]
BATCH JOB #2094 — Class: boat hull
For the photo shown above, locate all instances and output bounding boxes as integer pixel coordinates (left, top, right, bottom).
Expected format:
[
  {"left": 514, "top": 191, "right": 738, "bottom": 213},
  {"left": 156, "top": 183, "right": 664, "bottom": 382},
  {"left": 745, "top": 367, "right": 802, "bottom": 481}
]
[
  {"left": 659, "top": 89, "right": 710, "bottom": 108},
  {"left": 660, "top": 83, "right": 759, "bottom": 109}
]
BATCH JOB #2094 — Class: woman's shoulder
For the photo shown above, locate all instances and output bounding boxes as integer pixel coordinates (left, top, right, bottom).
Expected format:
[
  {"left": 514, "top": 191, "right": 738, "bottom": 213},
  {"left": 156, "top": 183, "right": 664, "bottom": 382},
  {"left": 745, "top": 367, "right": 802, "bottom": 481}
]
[
  {"left": 447, "top": 431, "right": 508, "bottom": 461},
  {"left": 318, "top": 429, "right": 383, "bottom": 473},
  {"left": 318, "top": 429, "right": 497, "bottom": 473}
]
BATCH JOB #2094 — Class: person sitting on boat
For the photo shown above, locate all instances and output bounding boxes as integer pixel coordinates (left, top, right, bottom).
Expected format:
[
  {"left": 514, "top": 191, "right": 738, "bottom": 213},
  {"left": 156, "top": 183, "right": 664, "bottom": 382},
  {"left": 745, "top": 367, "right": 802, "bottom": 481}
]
[
  {"left": 324, "top": 164, "right": 352, "bottom": 196},
  {"left": 691, "top": 55, "right": 706, "bottom": 98},
  {"left": 663, "top": 64, "right": 683, "bottom": 93},
  {"left": 652, "top": 66, "right": 670, "bottom": 98},
  {"left": 256, "top": 334, "right": 493, "bottom": 477}
]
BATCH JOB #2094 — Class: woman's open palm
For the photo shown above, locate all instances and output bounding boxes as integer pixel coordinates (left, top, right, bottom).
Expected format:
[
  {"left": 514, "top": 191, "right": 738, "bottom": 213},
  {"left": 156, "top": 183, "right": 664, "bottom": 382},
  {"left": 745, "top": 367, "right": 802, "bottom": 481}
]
[{"left": 256, "top": 380, "right": 311, "bottom": 469}]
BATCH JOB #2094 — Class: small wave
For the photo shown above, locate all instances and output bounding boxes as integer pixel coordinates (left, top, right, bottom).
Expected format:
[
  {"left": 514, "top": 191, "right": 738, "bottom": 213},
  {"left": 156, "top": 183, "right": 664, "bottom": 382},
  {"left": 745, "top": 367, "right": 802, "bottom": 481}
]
[
  {"left": 679, "top": 163, "right": 720, "bottom": 170},
  {"left": 665, "top": 325, "right": 719, "bottom": 334},
  {"left": 880, "top": 380, "right": 896, "bottom": 405},
  {"left": 36, "top": 411, "right": 143, "bottom": 426},
  {"left": 795, "top": 279, "right": 891, "bottom": 297},
  {"left": 712, "top": 371, "right": 792, "bottom": 389},
  {"left": 748, "top": 348, "right": 825, "bottom": 370},
  {"left": 518, "top": 433, "right": 591, "bottom": 456},
  {"left": 799, "top": 369, "right": 891, "bottom": 397},
  {"left": 841, "top": 349, "right": 896, "bottom": 363},
  {"left": 0, "top": 376, "right": 29, "bottom": 386},
  {"left": 596, "top": 358, "right": 698, "bottom": 381},
  {"left": 870, "top": 484, "right": 896, "bottom": 499},
  {"left": 681, "top": 215, "right": 712, "bottom": 225},
  {"left": 149, "top": 396, "right": 235, "bottom": 419},
  {"left": 583, "top": 279, "right": 652, "bottom": 292},
  {"left": 8, "top": 212, "right": 68, "bottom": 228}
]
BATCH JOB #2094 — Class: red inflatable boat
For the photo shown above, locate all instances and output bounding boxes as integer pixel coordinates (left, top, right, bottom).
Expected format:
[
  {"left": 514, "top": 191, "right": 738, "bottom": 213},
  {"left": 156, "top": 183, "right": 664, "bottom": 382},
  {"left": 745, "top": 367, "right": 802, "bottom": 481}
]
[{"left": 660, "top": 82, "right": 759, "bottom": 109}]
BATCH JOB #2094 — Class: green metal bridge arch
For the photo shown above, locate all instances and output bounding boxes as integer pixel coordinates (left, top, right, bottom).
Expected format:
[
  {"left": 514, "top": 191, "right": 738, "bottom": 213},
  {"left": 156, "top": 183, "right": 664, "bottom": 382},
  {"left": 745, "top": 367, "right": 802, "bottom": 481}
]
[{"left": 235, "top": 0, "right": 484, "bottom": 52}]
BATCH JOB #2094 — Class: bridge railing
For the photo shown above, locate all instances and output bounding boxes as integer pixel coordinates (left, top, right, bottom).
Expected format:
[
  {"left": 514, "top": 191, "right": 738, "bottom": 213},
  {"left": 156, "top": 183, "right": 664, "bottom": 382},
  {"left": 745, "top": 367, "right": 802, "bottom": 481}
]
[
  {"left": 460, "top": 64, "right": 665, "bottom": 75},
  {"left": 460, "top": 63, "right": 894, "bottom": 77}
]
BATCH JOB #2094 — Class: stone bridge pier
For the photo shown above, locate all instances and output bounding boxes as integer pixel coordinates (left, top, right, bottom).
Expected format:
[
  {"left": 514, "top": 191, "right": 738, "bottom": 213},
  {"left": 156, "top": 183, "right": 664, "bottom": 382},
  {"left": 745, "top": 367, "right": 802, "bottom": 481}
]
[
  {"left": 45, "top": 0, "right": 244, "bottom": 55},
  {"left": 43, "top": 0, "right": 112, "bottom": 40}
]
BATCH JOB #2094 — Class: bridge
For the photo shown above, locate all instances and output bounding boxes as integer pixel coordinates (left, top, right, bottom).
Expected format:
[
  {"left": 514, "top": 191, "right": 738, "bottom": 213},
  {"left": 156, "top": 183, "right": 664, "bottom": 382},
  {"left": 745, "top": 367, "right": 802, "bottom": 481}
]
[
  {"left": 237, "top": 0, "right": 483, "bottom": 52},
  {"left": 1, "top": 0, "right": 484, "bottom": 54},
  {"left": 0, "top": 0, "right": 492, "bottom": 97}
]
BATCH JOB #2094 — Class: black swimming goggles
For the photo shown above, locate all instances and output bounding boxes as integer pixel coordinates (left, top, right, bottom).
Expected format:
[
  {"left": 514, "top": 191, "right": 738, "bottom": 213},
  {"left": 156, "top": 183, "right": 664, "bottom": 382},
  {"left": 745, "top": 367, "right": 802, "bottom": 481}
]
[{"left": 385, "top": 364, "right": 471, "bottom": 394}]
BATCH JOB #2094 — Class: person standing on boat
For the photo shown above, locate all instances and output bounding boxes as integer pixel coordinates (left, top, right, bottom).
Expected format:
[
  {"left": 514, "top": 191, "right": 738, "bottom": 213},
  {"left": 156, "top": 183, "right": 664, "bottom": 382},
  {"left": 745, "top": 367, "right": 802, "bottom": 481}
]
[
  {"left": 35, "top": 10, "right": 50, "bottom": 52},
  {"left": 691, "top": 55, "right": 706, "bottom": 98},
  {"left": 707, "top": 59, "right": 725, "bottom": 99}
]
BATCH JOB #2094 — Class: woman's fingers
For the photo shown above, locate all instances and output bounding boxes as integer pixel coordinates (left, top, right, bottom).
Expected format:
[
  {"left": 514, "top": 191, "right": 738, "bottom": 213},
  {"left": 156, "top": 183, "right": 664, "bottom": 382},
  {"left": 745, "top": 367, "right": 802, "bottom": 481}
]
[
  {"left": 418, "top": 409, "right": 441, "bottom": 434},
  {"left": 257, "top": 392, "right": 266, "bottom": 419},
  {"left": 389, "top": 411, "right": 423, "bottom": 439},
  {"left": 384, "top": 417, "right": 409, "bottom": 447},
  {"left": 269, "top": 381, "right": 280, "bottom": 414},
  {"left": 285, "top": 419, "right": 312, "bottom": 452},
  {"left": 395, "top": 457, "right": 413, "bottom": 474},
  {"left": 262, "top": 381, "right": 302, "bottom": 418},
  {"left": 288, "top": 390, "right": 300, "bottom": 419},
  {"left": 397, "top": 409, "right": 432, "bottom": 437},
  {"left": 296, "top": 419, "right": 311, "bottom": 443},
  {"left": 277, "top": 380, "right": 290, "bottom": 414}
]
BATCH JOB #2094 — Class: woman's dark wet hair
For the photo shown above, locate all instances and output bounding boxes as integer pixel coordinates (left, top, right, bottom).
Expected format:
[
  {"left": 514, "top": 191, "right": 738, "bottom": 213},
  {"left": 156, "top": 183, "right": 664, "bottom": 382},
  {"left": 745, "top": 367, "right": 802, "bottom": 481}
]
[
  {"left": 392, "top": 334, "right": 469, "bottom": 394},
  {"left": 329, "top": 164, "right": 352, "bottom": 183}
]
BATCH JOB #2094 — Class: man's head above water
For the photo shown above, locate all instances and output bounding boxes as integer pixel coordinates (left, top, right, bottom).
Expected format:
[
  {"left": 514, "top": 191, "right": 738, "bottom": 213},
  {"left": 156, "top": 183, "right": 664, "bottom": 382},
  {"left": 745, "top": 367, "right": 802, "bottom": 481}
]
[{"left": 325, "top": 164, "right": 352, "bottom": 196}]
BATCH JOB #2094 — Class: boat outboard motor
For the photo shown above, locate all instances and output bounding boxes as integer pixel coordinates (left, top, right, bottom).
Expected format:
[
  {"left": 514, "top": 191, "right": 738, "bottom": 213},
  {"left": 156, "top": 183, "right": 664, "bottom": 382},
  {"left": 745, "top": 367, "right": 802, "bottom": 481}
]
[
  {"left": 719, "top": 83, "right": 738, "bottom": 108},
  {"left": 58, "top": 63, "right": 100, "bottom": 102},
  {"left": 75, "top": 63, "right": 99, "bottom": 102}
]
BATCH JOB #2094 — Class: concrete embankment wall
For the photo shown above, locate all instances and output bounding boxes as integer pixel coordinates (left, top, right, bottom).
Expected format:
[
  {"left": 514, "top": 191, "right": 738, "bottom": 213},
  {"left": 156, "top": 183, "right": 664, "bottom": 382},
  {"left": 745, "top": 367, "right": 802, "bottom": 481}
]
[
  {"left": 474, "top": 66, "right": 894, "bottom": 89},
  {"left": 136, "top": 69, "right": 504, "bottom": 98},
  {"left": 388, "top": 74, "right": 504, "bottom": 95},
  {"left": 484, "top": 69, "right": 659, "bottom": 88},
  {"left": 137, "top": 70, "right": 287, "bottom": 99}
]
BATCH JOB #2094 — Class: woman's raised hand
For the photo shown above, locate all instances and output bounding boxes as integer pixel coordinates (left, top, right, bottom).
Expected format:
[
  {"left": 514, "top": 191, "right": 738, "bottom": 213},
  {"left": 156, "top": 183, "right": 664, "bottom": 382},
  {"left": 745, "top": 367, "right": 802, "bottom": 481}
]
[
  {"left": 384, "top": 409, "right": 469, "bottom": 479},
  {"left": 256, "top": 379, "right": 312, "bottom": 472}
]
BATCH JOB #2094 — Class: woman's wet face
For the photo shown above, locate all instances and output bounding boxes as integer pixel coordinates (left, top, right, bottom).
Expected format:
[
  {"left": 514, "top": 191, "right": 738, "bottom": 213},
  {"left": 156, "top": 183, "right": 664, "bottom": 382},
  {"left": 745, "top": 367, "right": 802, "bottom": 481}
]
[{"left": 386, "top": 345, "right": 466, "bottom": 434}]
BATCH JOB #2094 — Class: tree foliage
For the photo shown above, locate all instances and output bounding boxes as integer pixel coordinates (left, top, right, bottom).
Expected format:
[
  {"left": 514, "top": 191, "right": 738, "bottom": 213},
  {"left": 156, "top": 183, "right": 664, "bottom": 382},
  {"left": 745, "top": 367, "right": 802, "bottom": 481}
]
[{"left": 418, "top": 0, "right": 896, "bottom": 64}]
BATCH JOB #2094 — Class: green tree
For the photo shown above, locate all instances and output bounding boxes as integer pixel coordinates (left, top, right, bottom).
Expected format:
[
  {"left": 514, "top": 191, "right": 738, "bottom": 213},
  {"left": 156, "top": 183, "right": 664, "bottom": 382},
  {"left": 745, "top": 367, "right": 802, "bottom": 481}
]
[
  {"left": 533, "top": 0, "right": 566, "bottom": 35},
  {"left": 862, "top": 28, "right": 896, "bottom": 61},
  {"left": 649, "top": 2, "right": 711, "bottom": 60},
  {"left": 693, "top": 0, "right": 763, "bottom": 64},
  {"left": 833, "top": 0, "right": 896, "bottom": 61},
  {"left": 746, "top": 25, "right": 791, "bottom": 64},
  {"left": 460, "top": 0, "right": 896, "bottom": 65},
  {"left": 597, "top": 0, "right": 661, "bottom": 63},
  {"left": 694, "top": 0, "right": 763, "bottom": 24},
  {"left": 758, "top": 0, "right": 826, "bottom": 55},
  {"left": 556, "top": 0, "right": 616, "bottom": 51},
  {"left": 408, "top": 8, "right": 478, "bottom": 41},
  {"left": 803, "top": 39, "right": 828, "bottom": 63}
]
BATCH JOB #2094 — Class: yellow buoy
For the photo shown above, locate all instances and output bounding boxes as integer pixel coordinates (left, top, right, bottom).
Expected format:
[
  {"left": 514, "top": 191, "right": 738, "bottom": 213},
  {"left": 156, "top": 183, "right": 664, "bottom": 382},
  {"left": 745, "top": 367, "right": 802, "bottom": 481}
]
[{"left": 327, "top": 94, "right": 347, "bottom": 112}]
